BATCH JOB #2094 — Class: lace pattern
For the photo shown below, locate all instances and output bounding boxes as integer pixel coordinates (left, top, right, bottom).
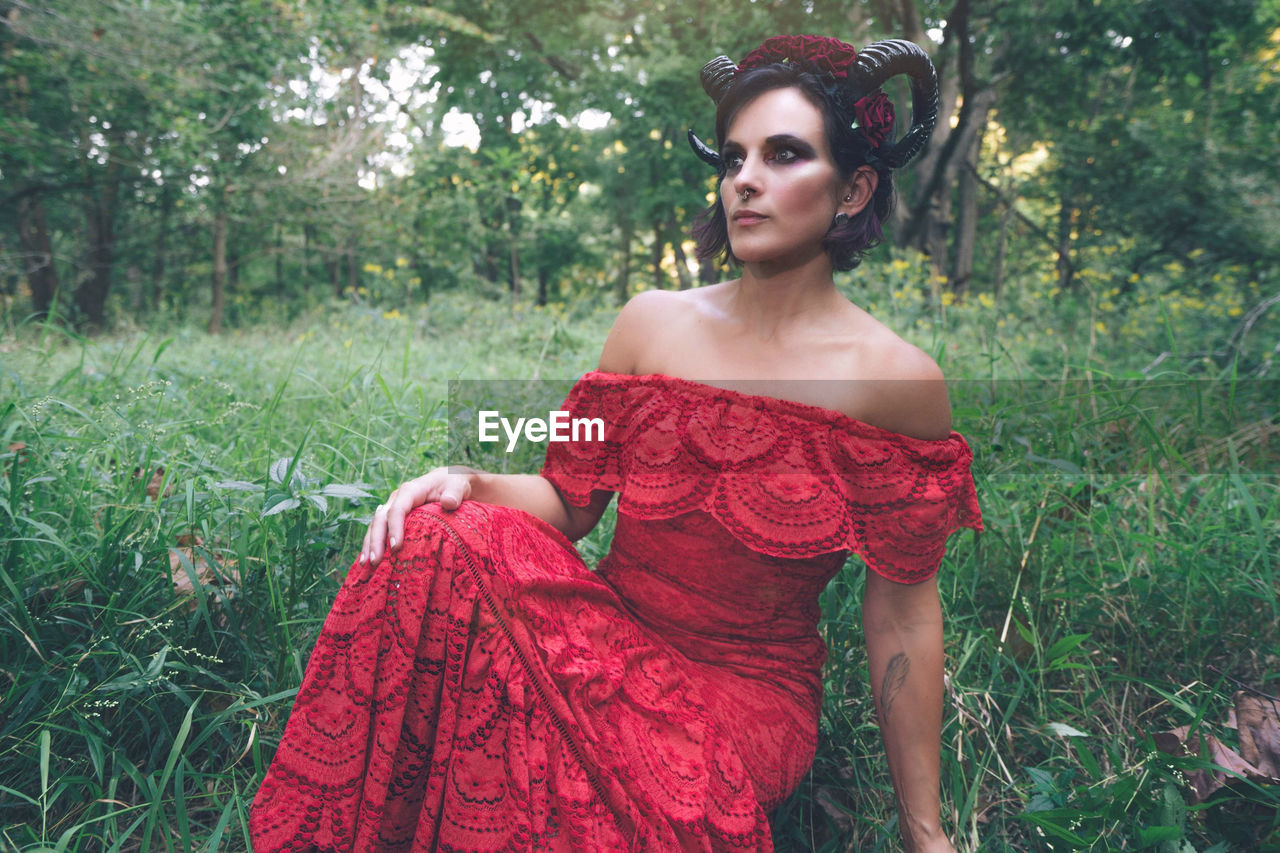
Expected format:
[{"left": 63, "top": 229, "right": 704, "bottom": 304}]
[{"left": 542, "top": 372, "right": 982, "bottom": 583}]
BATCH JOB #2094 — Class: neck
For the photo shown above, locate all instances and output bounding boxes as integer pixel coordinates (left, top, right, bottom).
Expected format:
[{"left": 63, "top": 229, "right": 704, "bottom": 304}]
[{"left": 730, "top": 254, "right": 843, "bottom": 339}]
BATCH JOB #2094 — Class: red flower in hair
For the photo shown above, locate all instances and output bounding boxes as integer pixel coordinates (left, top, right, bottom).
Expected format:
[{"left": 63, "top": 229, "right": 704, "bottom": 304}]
[
  {"left": 854, "top": 91, "right": 895, "bottom": 148},
  {"left": 739, "top": 35, "right": 859, "bottom": 79},
  {"left": 737, "top": 34, "right": 897, "bottom": 149}
]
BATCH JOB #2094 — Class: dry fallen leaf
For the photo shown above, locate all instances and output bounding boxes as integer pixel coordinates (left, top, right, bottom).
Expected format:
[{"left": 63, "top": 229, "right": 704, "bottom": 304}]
[
  {"left": 812, "top": 785, "right": 856, "bottom": 835},
  {"left": 1153, "top": 690, "right": 1280, "bottom": 802},
  {"left": 4, "top": 441, "right": 29, "bottom": 471},
  {"left": 34, "top": 577, "right": 89, "bottom": 606},
  {"left": 134, "top": 465, "right": 173, "bottom": 500},
  {"left": 169, "top": 540, "right": 240, "bottom": 611},
  {"left": 1234, "top": 693, "right": 1280, "bottom": 781}
]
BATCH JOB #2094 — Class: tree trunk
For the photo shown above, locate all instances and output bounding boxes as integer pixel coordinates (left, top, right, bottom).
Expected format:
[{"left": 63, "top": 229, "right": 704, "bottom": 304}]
[
  {"left": 15, "top": 192, "right": 59, "bottom": 319},
  {"left": 412, "top": 215, "right": 429, "bottom": 301},
  {"left": 506, "top": 197, "right": 522, "bottom": 299},
  {"left": 303, "top": 222, "right": 315, "bottom": 292},
  {"left": 478, "top": 238, "right": 501, "bottom": 287},
  {"left": 229, "top": 239, "right": 241, "bottom": 293},
  {"left": 127, "top": 264, "right": 143, "bottom": 314},
  {"left": 948, "top": 95, "right": 993, "bottom": 299},
  {"left": 671, "top": 230, "right": 693, "bottom": 291},
  {"left": 77, "top": 190, "right": 115, "bottom": 329},
  {"left": 415, "top": 255, "right": 432, "bottom": 301},
  {"left": 151, "top": 187, "right": 171, "bottom": 314},
  {"left": 326, "top": 244, "right": 341, "bottom": 299},
  {"left": 895, "top": 0, "right": 925, "bottom": 43},
  {"left": 949, "top": 152, "right": 978, "bottom": 299},
  {"left": 0, "top": 234, "right": 15, "bottom": 305},
  {"left": 992, "top": 181, "right": 1013, "bottom": 301},
  {"left": 899, "top": 0, "right": 999, "bottom": 285},
  {"left": 76, "top": 126, "right": 126, "bottom": 330},
  {"left": 508, "top": 236, "right": 521, "bottom": 299},
  {"left": 651, "top": 219, "right": 666, "bottom": 291},
  {"left": 616, "top": 213, "right": 634, "bottom": 306},
  {"left": 897, "top": 4, "right": 960, "bottom": 254},
  {"left": 346, "top": 239, "right": 358, "bottom": 299},
  {"left": 1055, "top": 200, "right": 1076, "bottom": 293},
  {"left": 699, "top": 252, "right": 719, "bottom": 285},
  {"left": 275, "top": 223, "right": 284, "bottom": 298},
  {"left": 210, "top": 187, "right": 229, "bottom": 334}
]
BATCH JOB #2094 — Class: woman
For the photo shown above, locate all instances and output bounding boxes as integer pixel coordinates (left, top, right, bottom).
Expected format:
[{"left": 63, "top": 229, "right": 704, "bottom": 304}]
[{"left": 251, "top": 35, "right": 981, "bottom": 852}]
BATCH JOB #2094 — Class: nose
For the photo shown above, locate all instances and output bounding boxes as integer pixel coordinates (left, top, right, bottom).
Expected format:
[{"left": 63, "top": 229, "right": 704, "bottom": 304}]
[{"left": 730, "top": 155, "right": 762, "bottom": 200}]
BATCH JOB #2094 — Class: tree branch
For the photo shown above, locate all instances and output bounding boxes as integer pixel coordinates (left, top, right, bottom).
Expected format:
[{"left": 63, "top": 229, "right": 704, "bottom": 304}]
[
  {"left": 523, "top": 32, "right": 579, "bottom": 81},
  {"left": 2, "top": 180, "right": 94, "bottom": 208},
  {"left": 962, "top": 160, "right": 1056, "bottom": 250}
]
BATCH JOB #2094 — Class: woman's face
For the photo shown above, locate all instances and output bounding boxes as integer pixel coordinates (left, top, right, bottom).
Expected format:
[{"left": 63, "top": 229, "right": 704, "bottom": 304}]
[{"left": 719, "top": 86, "right": 850, "bottom": 270}]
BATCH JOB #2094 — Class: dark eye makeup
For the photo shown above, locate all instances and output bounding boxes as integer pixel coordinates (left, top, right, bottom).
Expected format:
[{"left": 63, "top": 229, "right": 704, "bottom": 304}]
[{"left": 719, "top": 134, "right": 817, "bottom": 172}]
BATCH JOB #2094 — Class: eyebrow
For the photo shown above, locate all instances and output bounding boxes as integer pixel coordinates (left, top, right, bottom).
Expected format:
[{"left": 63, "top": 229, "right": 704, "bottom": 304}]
[{"left": 721, "top": 133, "right": 818, "bottom": 154}]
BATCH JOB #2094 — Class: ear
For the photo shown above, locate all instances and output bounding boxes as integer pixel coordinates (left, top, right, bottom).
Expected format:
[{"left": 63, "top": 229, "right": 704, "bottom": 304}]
[{"left": 838, "top": 165, "right": 879, "bottom": 218}]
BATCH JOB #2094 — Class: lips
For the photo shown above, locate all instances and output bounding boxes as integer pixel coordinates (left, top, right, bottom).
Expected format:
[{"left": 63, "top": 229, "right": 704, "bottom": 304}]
[{"left": 732, "top": 209, "right": 768, "bottom": 225}]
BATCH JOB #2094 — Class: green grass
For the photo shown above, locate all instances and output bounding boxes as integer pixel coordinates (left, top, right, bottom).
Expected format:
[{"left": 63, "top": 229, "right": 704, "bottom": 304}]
[{"left": 1, "top": 290, "right": 1277, "bottom": 851}]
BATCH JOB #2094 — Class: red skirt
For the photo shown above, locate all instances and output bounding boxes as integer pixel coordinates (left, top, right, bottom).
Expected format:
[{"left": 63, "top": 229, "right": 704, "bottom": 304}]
[{"left": 249, "top": 502, "right": 772, "bottom": 851}]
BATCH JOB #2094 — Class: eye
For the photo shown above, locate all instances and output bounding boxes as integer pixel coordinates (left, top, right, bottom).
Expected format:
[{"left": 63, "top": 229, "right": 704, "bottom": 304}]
[
  {"left": 769, "top": 147, "right": 800, "bottom": 164},
  {"left": 722, "top": 152, "right": 744, "bottom": 172}
]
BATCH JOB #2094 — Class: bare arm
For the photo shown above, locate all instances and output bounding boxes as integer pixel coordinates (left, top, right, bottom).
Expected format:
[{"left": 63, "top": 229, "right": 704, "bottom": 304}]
[
  {"left": 863, "top": 571, "right": 955, "bottom": 853},
  {"left": 361, "top": 292, "right": 677, "bottom": 566},
  {"left": 361, "top": 468, "right": 611, "bottom": 565}
]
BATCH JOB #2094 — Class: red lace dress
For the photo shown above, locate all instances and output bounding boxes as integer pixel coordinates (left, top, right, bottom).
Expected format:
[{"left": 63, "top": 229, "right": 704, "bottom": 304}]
[{"left": 250, "top": 372, "right": 982, "bottom": 852}]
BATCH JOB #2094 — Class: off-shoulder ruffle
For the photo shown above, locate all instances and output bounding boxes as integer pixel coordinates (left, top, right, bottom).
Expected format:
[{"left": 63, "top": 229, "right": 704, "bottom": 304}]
[{"left": 540, "top": 371, "right": 982, "bottom": 583}]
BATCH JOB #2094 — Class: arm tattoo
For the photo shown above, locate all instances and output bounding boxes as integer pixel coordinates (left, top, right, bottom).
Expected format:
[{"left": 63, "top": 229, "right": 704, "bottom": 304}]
[{"left": 879, "top": 653, "right": 910, "bottom": 720}]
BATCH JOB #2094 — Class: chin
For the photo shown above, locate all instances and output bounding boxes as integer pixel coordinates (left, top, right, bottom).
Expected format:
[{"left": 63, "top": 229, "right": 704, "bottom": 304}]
[{"left": 730, "top": 243, "right": 824, "bottom": 269}]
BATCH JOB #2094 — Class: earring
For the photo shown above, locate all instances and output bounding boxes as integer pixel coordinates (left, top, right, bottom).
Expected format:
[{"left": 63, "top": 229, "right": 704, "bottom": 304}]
[
  {"left": 844, "top": 195, "right": 852, "bottom": 202},
  {"left": 833, "top": 212, "right": 849, "bottom": 226}
]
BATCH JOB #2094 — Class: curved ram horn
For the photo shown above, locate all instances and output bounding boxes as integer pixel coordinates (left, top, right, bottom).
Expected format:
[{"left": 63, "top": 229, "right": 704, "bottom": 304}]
[
  {"left": 845, "top": 39, "right": 939, "bottom": 169},
  {"left": 687, "top": 129, "right": 723, "bottom": 170},
  {"left": 700, "top": 55, "right": 738, "bottom": 104}
]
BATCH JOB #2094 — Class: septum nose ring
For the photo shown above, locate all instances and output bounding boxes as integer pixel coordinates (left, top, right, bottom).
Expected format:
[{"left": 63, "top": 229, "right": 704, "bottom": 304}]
[{"left": 739, "top": 188, "right": 753, "bottom": 202}]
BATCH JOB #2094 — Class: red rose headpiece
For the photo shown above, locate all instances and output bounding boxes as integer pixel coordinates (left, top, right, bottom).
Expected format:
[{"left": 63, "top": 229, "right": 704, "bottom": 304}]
[
  {"left": 688, "top": 36, "right": 939, "bottom": 172},
  {"left": 738, "top": 35, "right": 860, "bottom": 80}
]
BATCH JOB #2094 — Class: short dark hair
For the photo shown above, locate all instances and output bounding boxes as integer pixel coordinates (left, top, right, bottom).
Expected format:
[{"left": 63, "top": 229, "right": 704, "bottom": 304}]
[{"left": 691, "top": 63, "right": 895, "bottom": 272}]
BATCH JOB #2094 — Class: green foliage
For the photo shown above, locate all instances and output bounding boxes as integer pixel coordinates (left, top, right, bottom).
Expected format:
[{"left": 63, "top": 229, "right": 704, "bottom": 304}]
[
  {"left": 2, "top": 281, "right": 1278, "bottom": 849},
  {"left": 0, "top": 297, "right": 608, "bottom": 849},
  {"left": 6, "top": 0, "right": 1279, "bottom": 335},
  {"left": 989, "top": 0, "right": 1280, "bottom": 285}
]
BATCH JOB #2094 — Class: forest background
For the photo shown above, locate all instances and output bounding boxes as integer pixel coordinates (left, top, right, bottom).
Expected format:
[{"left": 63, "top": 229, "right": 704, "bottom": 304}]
[{"left": 3, "top": 0, "right": 1280, "bottom": 849}]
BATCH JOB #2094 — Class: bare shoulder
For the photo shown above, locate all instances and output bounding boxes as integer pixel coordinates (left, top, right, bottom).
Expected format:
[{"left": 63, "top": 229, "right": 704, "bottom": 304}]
[
  {"left": 851, "top": 326, "right": 953, "bottom": 441},
  {"left": 597, "top": 287, "right": 720, "bottom": 374}
]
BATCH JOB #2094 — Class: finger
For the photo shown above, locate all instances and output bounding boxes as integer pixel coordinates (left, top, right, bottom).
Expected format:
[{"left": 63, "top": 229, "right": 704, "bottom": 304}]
[
  {"left": 438, "top": 476, "right": 470, "bottom": 511},
  {"left": 368, "top": 501, "right": 390, "bottom": 563},
  {"left": 387, "top": 491, "right": 414, "bottom": 553}
]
